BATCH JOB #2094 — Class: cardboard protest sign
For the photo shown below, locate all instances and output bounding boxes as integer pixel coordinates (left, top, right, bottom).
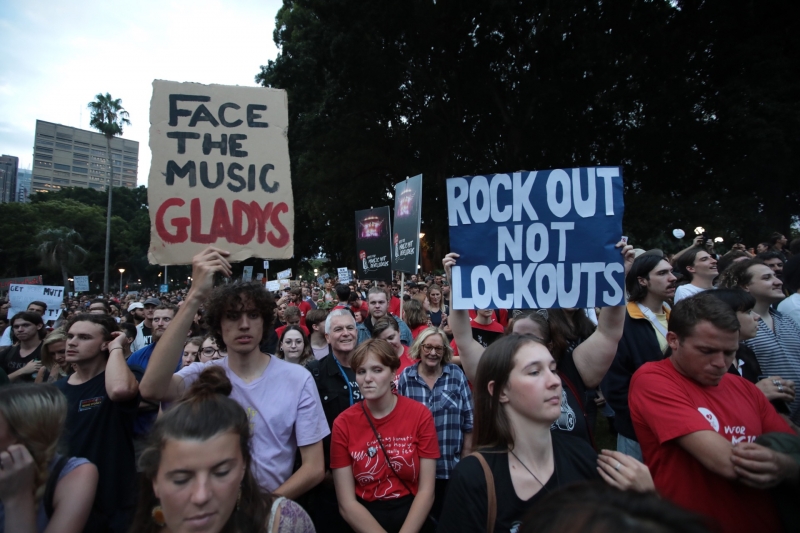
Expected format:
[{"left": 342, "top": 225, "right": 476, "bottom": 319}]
[
  {"left": 391, "top": 174, "right": 422, "bottom": 274},
  {"left": 266, "top": 280, "right": 280, "bottom": 292},
  {"left": 447, "top": 167, "right": 624, "bottom": 310},
  {"left": 277, "top": 268, "right": 292, "bottom": 280},
  {"left": 73, "top": 276, "right": 90, "bottom": 292},
  {"left": 147, "top": 80, "right": 294, "bottom": 265},
  {"left": 8, "top": 284, "right": 64, "bottom": 321},
  {"left": 337, "top": 267, "right": 352, "bottom": 283},
  {"left": 355, "top": 207, "right": 392, "bottom": 281},
  {"left": 242, "top": 266, "right": 253, "bottom": 282}
]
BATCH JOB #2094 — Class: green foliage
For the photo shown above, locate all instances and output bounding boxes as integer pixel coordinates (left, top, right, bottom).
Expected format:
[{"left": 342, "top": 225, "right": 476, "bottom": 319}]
[
  {"left": 0, "top": 186, "right": 157, "bottom": 288},
  {"left": 257, "top": 0, "right": 800, "bottom": 261},
  {"left": 88, "top": 93, "right": 131, "bottom": 138},
  {"left": 36, "top": 227, "right": 88, "bottom": 292}
]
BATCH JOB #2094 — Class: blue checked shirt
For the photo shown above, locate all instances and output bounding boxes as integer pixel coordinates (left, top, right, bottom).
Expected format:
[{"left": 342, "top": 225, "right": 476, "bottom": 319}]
[{"left": 397, "top": 363, "right": 474, "bottom": 479}]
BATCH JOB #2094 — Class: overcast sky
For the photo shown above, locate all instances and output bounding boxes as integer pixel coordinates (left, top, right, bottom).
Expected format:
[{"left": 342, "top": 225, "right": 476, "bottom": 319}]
[{"left": 0, "top": 0, "right": 283, "bottom": 185}]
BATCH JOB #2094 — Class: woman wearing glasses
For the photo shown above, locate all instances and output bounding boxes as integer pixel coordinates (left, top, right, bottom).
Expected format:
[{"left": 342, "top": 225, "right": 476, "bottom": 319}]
[
  {"left": 397, "top": 328, "right": 473, "bottom": 520},
  {"left": 276, "top": 326, "right": 314, "bottom": 366},
  {"left": 199, "top": 334, "right": 226, "bottom": 363}
]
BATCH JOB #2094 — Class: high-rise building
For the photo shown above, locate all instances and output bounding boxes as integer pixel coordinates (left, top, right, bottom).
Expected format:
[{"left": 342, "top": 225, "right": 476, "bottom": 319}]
[
  {"left": 31, "top": 120, "right": 139, "bottom": 194},
  {"left": 16, "top": 168, "right": 32, "bottom": 203},
  {"left": 0, "top": 154, "right": 19, "bottom": 203}
]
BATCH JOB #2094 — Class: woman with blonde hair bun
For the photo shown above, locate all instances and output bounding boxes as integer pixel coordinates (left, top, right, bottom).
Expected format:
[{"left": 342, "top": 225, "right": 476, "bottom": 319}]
[{"left": 0, "top": 383, "right": 98, "bottom": 532}]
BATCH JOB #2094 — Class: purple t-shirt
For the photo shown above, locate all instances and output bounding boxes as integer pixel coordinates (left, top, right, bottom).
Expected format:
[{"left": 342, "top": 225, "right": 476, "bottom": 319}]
[{"left": 177, "top": 356, "right": 329, "bottom": 491}]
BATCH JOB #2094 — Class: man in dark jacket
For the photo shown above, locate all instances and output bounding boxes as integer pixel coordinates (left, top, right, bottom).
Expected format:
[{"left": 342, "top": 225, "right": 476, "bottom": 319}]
[
  {"left": 603, "top": 251, "right": 676, "bottom": 460},
  {"left": 305, "top": 309, "right": 362, "bottom": 532}
]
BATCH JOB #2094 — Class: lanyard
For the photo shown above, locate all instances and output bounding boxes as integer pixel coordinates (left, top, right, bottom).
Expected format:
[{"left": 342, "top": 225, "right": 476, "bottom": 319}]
[
  {"left": 333, "top": 356, "right": 355, "bottom": 406},
  {"left": 636, "top": 303, "right": 669, "bottom": 339}
]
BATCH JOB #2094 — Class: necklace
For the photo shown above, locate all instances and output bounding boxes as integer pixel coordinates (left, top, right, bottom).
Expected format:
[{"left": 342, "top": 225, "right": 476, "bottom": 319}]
[{"left": 509, "top": 449, "right": 547, "bottom": 489}]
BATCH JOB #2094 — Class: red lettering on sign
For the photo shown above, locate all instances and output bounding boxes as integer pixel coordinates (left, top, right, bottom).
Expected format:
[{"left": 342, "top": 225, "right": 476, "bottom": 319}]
[
  {"left": 154, "top": 198, "right": 290, "bottom": 248},
  {"left": 231, "top": 200, "right": 256, "bottom": 245},
  {"left": 190, "top": 199, "right": 215, "bottom": 243},
  {"left": 269, "top": 202, "right": 290, "bottom": 247},
  {"left": 155, "top": 198, "right": 189, "bottom": 243}
]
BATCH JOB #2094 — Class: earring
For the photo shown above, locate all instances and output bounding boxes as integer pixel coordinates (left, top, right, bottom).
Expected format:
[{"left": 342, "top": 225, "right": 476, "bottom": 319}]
[{"left": 151, "top": 504, "right": 166, "bottom": 526}]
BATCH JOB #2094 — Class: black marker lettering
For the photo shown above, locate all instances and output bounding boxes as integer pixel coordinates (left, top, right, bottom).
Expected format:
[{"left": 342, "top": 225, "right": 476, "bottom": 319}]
[
  {"left": 218, "top": 102, "right": 243, "bottom": 127},
  {"left": 246, "top": 104, "right": 268, "bottom": 128},
  {"left": 259, "top": 164, "right": 279, "bottom": 192},
  {"left": 165, "top": 160, "right": 196, "bottom": 186},
  {"left": 228, "top": 134, "right": 248, "bottom": 157},
  {"left": 227, "top": 163, "right": 246, "bottom": 192},
  {"left": 166, "top": 132, "right": 201, "bottom": 154},
  {"left": 200, "top": 162, "right": 225, "bottom": 188},
  {"left": 169, "top": 95, "right": 210, "bottom": 126},
  {"left": 202, "top": 134, "right": 228, "bottom": 156},
  {"left": 188, "top": 104, "right": 220, "bottom": 127}
]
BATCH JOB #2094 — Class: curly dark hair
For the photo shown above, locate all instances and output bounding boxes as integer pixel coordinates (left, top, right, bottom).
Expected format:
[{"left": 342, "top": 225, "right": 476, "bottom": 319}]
[{"left": 202, "top": 282, "right": 276, "bottom": 351}]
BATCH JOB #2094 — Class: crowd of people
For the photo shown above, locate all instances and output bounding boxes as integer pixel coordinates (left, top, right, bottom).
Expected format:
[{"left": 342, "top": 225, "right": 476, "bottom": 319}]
[{"left": 0, "top": 231, "right": 798, "bottom": 533}]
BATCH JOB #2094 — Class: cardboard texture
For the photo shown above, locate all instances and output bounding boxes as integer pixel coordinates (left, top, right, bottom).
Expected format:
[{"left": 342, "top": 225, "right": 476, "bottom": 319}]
[{"left": 147, "top": 80, "right": 294, "bottom": 265}]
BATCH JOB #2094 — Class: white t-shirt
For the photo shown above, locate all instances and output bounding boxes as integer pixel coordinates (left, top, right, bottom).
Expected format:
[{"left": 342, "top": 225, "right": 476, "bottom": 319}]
[
  {"left": 177, "top": 355, "right": 329, "bottom": 491},
  {"left": 673, "top": 283, "right": 711, "bottom": 304},
  {"left": 778, "top": 293, "right": 800, "bottom": 329}
]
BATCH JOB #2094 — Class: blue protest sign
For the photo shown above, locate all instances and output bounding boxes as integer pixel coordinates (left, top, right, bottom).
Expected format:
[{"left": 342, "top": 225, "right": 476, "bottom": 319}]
[
  {"left": 447, "top": 167, "right": 625, "bottom": 310},
  {"left": 159, "top": 284, "right": 169, "bottom": 294}
]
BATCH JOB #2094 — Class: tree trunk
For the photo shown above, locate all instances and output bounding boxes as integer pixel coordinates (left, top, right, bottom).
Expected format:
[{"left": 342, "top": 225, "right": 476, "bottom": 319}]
[
  {"left": 103, "top": 136, "right": 113, "bottom": 295},
  {"left": 61, "top": 264, "right": 70, "bottom": 304}
]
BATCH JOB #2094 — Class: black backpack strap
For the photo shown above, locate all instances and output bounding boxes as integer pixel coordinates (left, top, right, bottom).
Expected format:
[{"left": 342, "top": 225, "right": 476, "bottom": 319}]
[{"left": 45, "top": 455, "right": 70, "bottom": 519}]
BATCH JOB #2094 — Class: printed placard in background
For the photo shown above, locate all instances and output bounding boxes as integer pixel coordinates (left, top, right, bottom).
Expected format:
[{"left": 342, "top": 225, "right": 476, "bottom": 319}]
[
  {"left": 355, "top": 207, "right": 392, "bottom": 281},
  {"left": 337, "top": 267, "right": 352, "bottom": 283},
  {"left": 391, "top": 174, "right": 422, "bottom": 274},
  {"left": 147, "top": 80, "right": 294, "bottom": 265},
  {"left": 8, "top": 284, "right": 64, "bottom": 321},
  {"left": 242, "top": 266, "right": 253, "bottom": 282},
  {"left": 73, "top": 276, "right": 90, "bottom": 292},
  {"left": 277, "top": 268, "right": 292, "bottom": 280},
  {"left": 447, "top": 167, "right": 625, "bottom": 310}
]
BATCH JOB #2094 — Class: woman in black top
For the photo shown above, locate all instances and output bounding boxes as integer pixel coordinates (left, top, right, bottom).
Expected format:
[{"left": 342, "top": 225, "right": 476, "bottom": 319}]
[
  {"left": 437, "top": 335, "right": 654, "bottom": 533},
  {"left": 444, "top": 242, "right": 634, "bottom": 446}
]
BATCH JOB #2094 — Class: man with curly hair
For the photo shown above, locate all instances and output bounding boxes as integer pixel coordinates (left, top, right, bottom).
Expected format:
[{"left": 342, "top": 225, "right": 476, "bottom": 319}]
[{"left": 140, "top": 247, "right": 328, "bottom": 499}]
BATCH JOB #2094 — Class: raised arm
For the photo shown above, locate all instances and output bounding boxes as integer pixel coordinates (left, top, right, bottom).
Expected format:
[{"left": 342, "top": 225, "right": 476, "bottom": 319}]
[
  {"left": 105, "top": 332, "right": 139, "bottom": 402},
  {"left": 572, "top": 242, "right": 634, "bottom": 389},
  {"left": 140, "top": 247, "right": 232, "bottom": 402},
  {"left": 671, "top": 235, "right": 705, "bottom": 262},
  {"left": 443, "top": 253, "right": 485, "bottom": 383}
]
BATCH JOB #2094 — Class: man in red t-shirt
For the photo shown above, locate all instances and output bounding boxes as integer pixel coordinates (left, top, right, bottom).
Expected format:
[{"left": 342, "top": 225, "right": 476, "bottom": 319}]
[
  {"left": 630, "top": 293, "right": 798, "bottom": 533},
  {"left": 376, "top": 279, "right": 401, "bottom": 317},
  {"left": 288, "top": 288, "right": 312, "bottom": 328}
]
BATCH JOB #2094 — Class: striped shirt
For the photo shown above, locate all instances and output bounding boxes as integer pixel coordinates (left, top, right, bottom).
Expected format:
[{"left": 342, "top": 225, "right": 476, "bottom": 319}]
[
  {"left": 397, "top": 363, "right": 474, "bottom": 479},
  {"left": 744, "top": 308, "right": 800, "bottom": 424}
]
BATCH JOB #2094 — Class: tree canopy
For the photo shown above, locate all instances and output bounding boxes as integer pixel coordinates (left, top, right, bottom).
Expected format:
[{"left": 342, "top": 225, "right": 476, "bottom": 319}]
[
  {"left": 0, "top": 186, "right": 160, "bottom": 289},
  {"left": 257, "top": 0, "right": 799, "bottom": 267}
]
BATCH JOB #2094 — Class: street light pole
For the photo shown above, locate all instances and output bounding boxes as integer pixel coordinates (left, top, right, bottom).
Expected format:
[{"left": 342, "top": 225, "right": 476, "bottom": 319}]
[{"left": 118, "top": 268, "right": 125, "bottom": 294}]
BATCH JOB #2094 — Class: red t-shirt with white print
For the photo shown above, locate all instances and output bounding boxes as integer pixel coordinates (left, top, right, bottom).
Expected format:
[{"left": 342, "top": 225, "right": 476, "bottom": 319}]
[{"left": 330, "top": 395, "right": 439, "bottom": 501}]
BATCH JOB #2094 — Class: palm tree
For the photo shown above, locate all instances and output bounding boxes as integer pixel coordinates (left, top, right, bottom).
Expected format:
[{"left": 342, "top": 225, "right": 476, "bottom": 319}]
[
  {"left": 37, "top": 228, "right": 88, "bottom": 296},
  {"left": 88, "top": 93, "right": 131, "bottom": 295}
]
